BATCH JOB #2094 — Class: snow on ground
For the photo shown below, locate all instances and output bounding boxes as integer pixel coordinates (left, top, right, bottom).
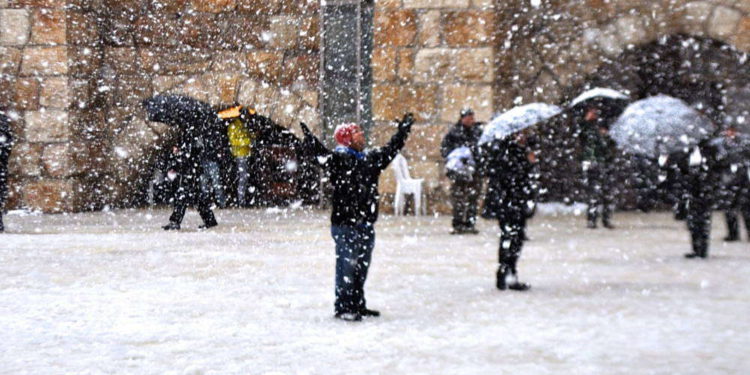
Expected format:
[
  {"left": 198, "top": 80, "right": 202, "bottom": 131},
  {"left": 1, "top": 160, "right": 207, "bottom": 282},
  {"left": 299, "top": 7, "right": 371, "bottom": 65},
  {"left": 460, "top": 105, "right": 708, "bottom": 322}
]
[{"left": 1, "top": 207, "right": 748, "bottom": 375}]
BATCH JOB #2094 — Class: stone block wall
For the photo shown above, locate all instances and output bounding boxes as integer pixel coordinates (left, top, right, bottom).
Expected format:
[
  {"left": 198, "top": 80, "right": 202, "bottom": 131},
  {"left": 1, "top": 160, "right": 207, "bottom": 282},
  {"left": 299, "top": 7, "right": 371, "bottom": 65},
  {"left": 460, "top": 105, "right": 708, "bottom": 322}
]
[
  {"left": 1, "top": 0, "right": 320, "bottom": 212},
  {"left": 2, "top": 0, "right": 749, "bottom": 213},
  {"left": 371, "top": 0, "right": 496, "bottom": 213},
  {"left": 1, "top": 0, "right": 77, "bottom": 212}
]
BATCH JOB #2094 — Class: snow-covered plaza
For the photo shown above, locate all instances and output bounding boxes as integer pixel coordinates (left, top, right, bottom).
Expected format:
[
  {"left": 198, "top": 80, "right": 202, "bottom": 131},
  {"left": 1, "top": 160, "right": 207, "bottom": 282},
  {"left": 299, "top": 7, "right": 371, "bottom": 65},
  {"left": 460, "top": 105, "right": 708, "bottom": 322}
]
[{"left": 1, "top": 207, "right": 748, "bottom": 375}]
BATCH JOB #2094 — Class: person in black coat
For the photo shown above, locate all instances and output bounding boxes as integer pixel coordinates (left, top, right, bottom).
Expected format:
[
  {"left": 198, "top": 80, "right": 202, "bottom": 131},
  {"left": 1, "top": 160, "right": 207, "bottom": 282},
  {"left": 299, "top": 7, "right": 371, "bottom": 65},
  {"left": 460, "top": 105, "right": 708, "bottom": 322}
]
[
  {"left": 162, "top": 128, "right": 218, "bottom": 231},
  {"left": 0, "top": 112, "right": 13, "bottom": 233},
  {"left": 579, "top": 106, "right": 617, "bottom": 229},
  {"left": 711, "top": 126, "right": 750, "bottom": 242},
  {"left": 664, "top": 141, "right": 719, "bottom": 258},
  {"left": 481, "top": 130, "right": 535, "bottom": 291},
  {"left": 300, "top": 113, "right": 414, "bottom": 321},
  {"left": 441, "top": 108, "right": 484, "bottom": 234}
]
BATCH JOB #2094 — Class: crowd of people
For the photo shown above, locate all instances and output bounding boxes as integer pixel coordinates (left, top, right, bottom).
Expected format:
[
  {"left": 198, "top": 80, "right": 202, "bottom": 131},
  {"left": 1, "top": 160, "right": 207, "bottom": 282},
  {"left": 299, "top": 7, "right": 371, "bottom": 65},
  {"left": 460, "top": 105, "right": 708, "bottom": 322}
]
[{"left": 0, "top": 96, "right": 748, "bottom": 322}]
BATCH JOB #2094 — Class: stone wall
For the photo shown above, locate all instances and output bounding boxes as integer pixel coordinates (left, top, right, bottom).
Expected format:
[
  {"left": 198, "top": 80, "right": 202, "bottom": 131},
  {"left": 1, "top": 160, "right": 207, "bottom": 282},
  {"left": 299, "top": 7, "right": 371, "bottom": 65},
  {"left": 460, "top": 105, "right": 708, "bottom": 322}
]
[
  {"left": 371, "top": 0, "right": 496, "bottom": 213},
  {"left": 1, "top": 0, "right": 77, "bottom": 212},
  {"left": 2, "top": 0, "right": 749, "bottom": 213},
  {"left": 1, "top": 0, "right": 320, "bottom": 211}
]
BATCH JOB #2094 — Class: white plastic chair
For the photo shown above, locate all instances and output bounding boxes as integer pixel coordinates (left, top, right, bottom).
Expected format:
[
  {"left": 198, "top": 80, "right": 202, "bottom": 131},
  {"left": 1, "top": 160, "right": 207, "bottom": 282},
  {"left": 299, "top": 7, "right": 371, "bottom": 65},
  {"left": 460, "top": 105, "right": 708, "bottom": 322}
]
[{"left": 391, "top": 154, "right": 426, "bottom": 215}]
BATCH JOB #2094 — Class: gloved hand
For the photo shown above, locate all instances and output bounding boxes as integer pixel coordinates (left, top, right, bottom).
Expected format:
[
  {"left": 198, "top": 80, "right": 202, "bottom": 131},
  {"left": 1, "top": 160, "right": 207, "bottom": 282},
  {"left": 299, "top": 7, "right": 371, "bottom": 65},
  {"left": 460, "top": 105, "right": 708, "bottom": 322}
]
[
  {"left": 397, "top": 113, "right": 415, "bottom": 130},
  {"left": 299, "top": 122, "right": 313, "bottom": 138}
]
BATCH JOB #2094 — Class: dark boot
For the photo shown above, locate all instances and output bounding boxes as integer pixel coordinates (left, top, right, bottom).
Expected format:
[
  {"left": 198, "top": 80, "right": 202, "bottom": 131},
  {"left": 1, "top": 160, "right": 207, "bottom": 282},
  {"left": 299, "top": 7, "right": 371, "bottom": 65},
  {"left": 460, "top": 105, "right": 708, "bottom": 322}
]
[
  {"left": 724, "top": 212, "right": 739, "bottom": 241},
  {"left": 360, "top": 308, "right": 380, "bottom": 317},
  {"left": 507, "top": 271, "right": 531, "bottom": 291},
  {"left": 163, "top": 222, "right": 180, "bottom": 230},
  {"left": 496, "top": 265, "right": 508, "bottom": 290},
  {"left": 334, "top": 311, "right": 362, "bottom": 322},
  {"left": 0, "top": 215, "right": 4, "bottom": 233}
]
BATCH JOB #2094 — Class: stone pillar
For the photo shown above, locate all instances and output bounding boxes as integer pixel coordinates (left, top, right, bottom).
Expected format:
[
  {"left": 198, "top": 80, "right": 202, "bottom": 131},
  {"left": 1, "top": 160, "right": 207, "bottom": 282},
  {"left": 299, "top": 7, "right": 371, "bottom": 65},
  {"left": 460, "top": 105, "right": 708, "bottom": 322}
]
[{"left": 320, "top": 0, "right": 374, "bottom": 142}]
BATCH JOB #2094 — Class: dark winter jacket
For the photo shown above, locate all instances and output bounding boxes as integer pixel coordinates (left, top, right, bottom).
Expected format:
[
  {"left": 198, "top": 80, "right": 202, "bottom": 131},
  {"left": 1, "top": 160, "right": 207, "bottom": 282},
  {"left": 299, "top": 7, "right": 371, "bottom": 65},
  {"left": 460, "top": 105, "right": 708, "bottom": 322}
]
[
  {"left": 201, "top": 120, "right": 229, "bottom": 163},
  {"left": 440, "top": 122, "right": 483, "bottom": 159},
  {"left": 0, "top": 113, "right": 14, "bottom": 205},
  {"left": 303, "top": 116, "right": 413, "bottom": 226},
  {"left": 664, "top": 140, "right": 720, "bottom": 212},
  {"left": 580, "top": 120, "right": 616, "bottom": 165},
  {"left": 482, "top": 139, "right": 535, "bottom": 219},
  {"left": 710, "top": 134, "right": 750, "bottom": 210}
]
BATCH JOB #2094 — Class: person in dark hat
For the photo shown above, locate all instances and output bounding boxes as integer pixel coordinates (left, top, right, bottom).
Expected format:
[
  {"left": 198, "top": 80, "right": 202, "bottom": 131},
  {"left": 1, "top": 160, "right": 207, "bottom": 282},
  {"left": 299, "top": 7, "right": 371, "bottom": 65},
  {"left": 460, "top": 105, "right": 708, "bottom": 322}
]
[
  {"left": 0, "top": 112, "right": 13, "bottom": 233},
  {"left": 299, "top": 113, "right": 414, "bottom": 322},
  {"left": 441, "top": 108, "right": 484, "bottom": 234}
]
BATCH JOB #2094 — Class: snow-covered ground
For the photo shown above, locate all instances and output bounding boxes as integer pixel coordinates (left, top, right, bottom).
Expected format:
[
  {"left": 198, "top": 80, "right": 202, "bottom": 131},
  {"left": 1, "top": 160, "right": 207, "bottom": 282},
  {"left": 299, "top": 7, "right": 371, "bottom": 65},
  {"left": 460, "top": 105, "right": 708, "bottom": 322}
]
[{"left": 1, "top": 207, "right": 748, "bottom": 375}]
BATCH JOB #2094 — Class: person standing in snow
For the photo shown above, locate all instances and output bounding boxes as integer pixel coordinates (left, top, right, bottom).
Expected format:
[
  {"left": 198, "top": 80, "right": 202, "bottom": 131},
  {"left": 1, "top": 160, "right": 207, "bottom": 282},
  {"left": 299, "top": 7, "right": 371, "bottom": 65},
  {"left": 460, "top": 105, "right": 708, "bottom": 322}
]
[
  {"left": 664, "top": 140, "right": 719, "bottom": 258},
  {"left": 481, "top": 129, "right": 535, "bottom": 291},
  {"left": 579, "top": 106, "right": 617, "bottom": 229},
  {"left": 300, "top": 113, "right": 414, "bottom": 321},
  {"left": 711, "top": 125, "right": 750, "bottom": 242},
  {"left": 441, "top": 108, "right": 484, "bottom": 234},
  {"left": 0, "top": 112, "right": 13, "bottom": 233},
  {"left": 224, "top": 107, "right": 258, "bottom": 207}
]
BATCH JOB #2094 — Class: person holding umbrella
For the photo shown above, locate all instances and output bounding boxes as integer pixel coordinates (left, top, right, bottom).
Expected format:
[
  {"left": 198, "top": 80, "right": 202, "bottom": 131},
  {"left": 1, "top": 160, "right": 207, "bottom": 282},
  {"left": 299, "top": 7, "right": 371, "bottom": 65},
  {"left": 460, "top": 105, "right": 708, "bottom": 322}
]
[
  {"left": 441, "top": 108, "right": 483, "bottom": 234},
  {"left": 0, "top": 111, "right": 13, "bottom": 233},
  {"left": 579, "top": 105, "right": 617, "bottom": 229},
  {"left": 610, "top": 95, "right": 718, "bottom": 258},
  {"left": 142, "top": 95, "right": 218, "bottom": 231},
  {"left": 299, "top": 113, "right": 414, "bottom": 322},
  {"left": 481, "top": 129, "right": 536, "bottom": 291},
  {"left": 569, "top": 88, "right": 628, "bottom": 229},
  {"left": 478, "top": 102, "right": 560, "bottom": 291}
]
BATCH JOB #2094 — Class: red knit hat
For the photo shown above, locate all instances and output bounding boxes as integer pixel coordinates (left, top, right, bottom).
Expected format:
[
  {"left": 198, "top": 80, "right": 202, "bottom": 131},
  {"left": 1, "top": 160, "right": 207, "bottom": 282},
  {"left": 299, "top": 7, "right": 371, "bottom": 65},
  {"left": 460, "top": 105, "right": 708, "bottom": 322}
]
[{"left": 334, "top": 123, "right": 360, "bottom": 147}]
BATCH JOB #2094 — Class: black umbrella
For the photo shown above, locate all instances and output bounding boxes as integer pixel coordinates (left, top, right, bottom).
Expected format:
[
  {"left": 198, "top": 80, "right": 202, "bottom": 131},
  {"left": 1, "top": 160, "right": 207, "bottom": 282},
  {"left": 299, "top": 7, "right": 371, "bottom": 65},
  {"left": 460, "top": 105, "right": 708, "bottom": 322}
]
[
  {"left": 568, "top": 87, "right": 630, "bottom": 119},
  {"left": 142, "top": 95, "right": 217, "bottom": 133}
]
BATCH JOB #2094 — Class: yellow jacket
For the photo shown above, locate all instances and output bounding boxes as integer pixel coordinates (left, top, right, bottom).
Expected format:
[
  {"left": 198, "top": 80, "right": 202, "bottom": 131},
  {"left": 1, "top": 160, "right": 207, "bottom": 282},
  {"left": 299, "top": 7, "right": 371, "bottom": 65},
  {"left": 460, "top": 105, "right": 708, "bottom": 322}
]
[{"left": 227, "top": 118, "right": 255, "bottom": 158}]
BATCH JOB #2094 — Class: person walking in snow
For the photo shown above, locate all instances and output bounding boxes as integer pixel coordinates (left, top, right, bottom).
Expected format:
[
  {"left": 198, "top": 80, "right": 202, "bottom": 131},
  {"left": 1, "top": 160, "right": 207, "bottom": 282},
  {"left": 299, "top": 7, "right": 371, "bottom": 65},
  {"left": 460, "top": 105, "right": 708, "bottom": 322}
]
[
  {"left": 162, "top": 129, "right": 218, "bottom": 231},
  {"left": 441, "top": 108, "right": 484, "bottom": 234},
  {"left": 481, "top": 129, "right": 536, "bottom": 291},
  {"left": 0, "top": 112, "right": 13, "bottom": 233},
  {"left": 299, "top": 113, "right": 414, "bottom": 321}
]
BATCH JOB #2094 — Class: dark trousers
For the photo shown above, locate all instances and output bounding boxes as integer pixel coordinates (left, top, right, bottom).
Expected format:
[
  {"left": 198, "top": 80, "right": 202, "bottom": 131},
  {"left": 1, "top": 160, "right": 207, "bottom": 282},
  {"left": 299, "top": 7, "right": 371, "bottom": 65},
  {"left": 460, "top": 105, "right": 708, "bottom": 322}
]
[
  {"left": 584, "top": 167, "right": 613, "bottom": 225},
  {"left": 450, "top": 177, "right": 481, "bottom": 230},
  {"left": 497, "top": 210, "right": 527, "bottom": 276},
  {"left": 687, "top": 203, "right": 711, "bottom": 257},
  {"left": 169, "top": 175, "right": 217, "bottom": 226},
  {"left": 331, "top": 224, "right": 375, "bottom": 314},
  {"left": 725, "top": 209, "right": 750, "bottom": 240},
  {"left": 0, "top": 166, "right": 6, "bottom": 231}
]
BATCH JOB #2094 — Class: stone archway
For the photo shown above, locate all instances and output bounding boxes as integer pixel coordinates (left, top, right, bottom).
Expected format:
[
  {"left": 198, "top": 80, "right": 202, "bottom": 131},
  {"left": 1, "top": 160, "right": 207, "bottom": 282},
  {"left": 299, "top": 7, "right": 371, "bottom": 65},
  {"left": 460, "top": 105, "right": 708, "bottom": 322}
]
[
  {"left": 492, "top": 0, "right": 750, "bottom": 206},
  {"left": 493, "top": 0, "right": 750, "bottom": 110}
]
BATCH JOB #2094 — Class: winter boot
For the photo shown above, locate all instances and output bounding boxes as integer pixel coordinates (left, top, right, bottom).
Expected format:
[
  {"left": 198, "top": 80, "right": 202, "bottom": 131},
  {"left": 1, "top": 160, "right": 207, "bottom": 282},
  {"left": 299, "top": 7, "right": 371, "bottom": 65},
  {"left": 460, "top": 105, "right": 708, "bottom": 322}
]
[
  {"left": 334, "top": 311, "right": 362, "bottom": 322},
  {"left": 198, "top": 221, "right": 217, "bottom": 230},
  {"left": 507, "top": 272, "right": 531, "bottom": 291},
  {"left": 162, "top": 222, "right": 180, "bottom": 231},
  {"left": 495, "top": 265, "right": 508, "bottom": 290},
  {"left": 360, "top": 308, "right": 381, "bottom": 317}
]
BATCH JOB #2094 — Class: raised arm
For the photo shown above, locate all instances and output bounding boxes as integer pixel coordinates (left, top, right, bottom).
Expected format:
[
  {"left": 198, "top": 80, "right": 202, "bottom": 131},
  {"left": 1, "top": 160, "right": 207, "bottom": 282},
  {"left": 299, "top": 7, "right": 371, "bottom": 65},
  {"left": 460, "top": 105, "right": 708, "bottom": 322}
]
[
  {"left": 299, "top": 122, "right": 331, "bottom": 159},
  {"left": 371, "top": 113, "right": 414, "bottom": 170}
]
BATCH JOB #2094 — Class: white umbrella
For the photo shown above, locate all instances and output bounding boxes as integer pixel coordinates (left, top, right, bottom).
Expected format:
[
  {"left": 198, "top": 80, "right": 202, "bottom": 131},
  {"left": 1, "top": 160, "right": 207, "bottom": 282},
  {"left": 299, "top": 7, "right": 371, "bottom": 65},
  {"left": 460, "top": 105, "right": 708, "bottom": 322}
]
[
  {"left": 610, "top": 95, "right": 715, "bottom": 157},
  {"left": 445, "top": 146, "right": 475, "bottom": 179},
  {"left": 479, "top": 103, "right": 562, "bottom": 145},
  {"left": 569, "top": 87, "right": 629, "bottom": 107}
]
